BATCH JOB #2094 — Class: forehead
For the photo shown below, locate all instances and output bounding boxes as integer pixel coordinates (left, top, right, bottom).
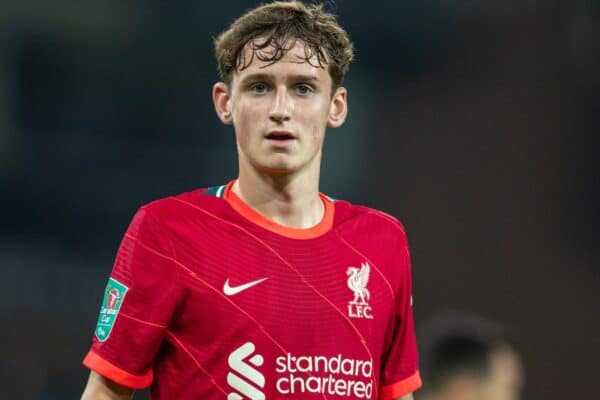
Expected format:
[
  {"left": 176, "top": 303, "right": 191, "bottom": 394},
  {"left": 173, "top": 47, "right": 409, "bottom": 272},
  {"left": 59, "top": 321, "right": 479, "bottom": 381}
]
[{"left": 233, "top": 39, "right": 330, "bottom": 82}]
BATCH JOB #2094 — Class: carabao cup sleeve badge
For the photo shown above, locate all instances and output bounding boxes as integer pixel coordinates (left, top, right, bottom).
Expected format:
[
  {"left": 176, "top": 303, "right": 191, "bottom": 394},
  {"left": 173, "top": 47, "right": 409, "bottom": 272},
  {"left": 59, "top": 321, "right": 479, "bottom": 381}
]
[{"left": 94, "top": 277, "right": 129, "bottom": 342}]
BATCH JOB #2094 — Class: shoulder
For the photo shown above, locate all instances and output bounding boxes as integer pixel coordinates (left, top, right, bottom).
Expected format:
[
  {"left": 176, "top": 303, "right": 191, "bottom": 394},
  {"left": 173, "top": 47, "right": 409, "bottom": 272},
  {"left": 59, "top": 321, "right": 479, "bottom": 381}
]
[
  {"left": 332, "top": 199, "right": 413, "bottom": 288},
  {"left": 133, "top": 184, "right": 230, "bottom": 225},
  {"left": 333, "top": 198, "right": 408, "bottom": 239}
]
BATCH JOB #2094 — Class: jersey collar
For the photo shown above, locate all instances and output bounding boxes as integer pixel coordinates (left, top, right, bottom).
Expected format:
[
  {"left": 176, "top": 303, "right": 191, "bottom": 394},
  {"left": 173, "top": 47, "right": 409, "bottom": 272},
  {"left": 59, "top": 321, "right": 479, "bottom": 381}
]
[{"left": 222, "top": 180, "right": 334, "bottom": 240}]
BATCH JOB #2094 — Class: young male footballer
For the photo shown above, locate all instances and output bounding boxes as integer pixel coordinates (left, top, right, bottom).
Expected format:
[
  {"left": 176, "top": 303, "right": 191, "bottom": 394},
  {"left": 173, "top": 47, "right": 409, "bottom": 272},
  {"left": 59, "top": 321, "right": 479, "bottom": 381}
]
[{"left": 81, "top": 2, "right": 422, "bottom": 399}]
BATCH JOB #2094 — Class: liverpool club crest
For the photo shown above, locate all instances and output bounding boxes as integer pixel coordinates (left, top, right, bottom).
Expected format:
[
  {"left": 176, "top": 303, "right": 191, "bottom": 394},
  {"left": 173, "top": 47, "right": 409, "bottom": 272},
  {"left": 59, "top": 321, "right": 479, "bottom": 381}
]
[{"left": 347, "top": 262, "right": 373, "bottom": 319}]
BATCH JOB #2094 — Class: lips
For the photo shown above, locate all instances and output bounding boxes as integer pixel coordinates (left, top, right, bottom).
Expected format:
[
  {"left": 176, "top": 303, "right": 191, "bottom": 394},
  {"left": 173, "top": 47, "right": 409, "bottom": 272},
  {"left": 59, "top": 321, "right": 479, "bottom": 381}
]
[{"left": 266, "top": 131, "right": 294, "bottom": 140}]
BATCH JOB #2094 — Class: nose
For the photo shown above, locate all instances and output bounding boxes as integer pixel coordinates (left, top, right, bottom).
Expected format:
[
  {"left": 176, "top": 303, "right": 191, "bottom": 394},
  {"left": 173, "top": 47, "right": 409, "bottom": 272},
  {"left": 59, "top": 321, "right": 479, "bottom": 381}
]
[{"left": 269, "top": 86, "right": 292, "bottom": 123}]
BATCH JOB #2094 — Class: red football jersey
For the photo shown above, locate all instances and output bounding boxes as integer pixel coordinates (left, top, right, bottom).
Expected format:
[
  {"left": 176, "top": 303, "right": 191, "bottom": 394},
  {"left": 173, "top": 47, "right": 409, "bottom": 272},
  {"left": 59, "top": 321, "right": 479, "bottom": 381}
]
[{"left": 84, "top": 181, "right": 421, "bottom": 399}]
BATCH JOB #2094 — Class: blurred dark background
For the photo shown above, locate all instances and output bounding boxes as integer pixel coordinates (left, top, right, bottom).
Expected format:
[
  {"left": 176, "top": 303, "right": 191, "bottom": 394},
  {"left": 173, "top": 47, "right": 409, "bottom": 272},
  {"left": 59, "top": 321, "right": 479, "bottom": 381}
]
[{"left": 1, "top": 1, "right": 598, "bottom": 399}]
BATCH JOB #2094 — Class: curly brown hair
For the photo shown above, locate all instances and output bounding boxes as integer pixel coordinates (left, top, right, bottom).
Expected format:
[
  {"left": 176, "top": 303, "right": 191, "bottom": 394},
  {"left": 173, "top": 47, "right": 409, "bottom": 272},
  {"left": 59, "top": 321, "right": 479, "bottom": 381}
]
[{"left": 214, "top": 1, "right": 354, "bottom": 89}]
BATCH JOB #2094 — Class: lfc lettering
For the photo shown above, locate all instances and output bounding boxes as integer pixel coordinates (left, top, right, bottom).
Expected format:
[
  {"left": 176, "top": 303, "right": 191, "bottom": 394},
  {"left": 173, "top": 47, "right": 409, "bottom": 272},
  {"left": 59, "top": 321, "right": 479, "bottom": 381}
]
[{"left": 348, "top": 303, "right": 373, "bottom": 319}]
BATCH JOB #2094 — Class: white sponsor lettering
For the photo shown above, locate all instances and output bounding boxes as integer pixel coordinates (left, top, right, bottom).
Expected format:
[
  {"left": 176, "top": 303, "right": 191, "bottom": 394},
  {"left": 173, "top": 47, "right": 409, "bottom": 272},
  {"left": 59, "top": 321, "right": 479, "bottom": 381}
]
[
  {"left": 227, "top": 342, "right": 265, "bottom": 400},
  {"left": 275, "top": 353, "right": 373, "bottom": 398}
]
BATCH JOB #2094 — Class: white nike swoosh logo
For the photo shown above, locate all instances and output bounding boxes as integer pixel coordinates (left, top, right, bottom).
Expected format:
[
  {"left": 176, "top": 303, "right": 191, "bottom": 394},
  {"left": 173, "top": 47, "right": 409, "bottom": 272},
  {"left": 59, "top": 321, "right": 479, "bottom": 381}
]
[{"left": 223, "top": 277, "right": 268, "bottom": 296}]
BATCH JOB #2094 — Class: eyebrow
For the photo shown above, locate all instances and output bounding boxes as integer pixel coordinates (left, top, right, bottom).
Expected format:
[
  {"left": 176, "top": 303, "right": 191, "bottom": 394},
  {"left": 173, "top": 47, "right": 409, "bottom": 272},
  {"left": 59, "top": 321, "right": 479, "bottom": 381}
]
[{"left": 239, "top": 73, "right": 320, "bottom": 85}]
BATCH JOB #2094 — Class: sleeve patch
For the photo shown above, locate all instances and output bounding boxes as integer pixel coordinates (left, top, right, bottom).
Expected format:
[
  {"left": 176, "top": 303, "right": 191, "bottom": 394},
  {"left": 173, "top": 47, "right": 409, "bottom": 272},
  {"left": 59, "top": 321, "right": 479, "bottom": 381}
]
[{"left": 95, "top": 277, "right": 129, "bottom": 342}]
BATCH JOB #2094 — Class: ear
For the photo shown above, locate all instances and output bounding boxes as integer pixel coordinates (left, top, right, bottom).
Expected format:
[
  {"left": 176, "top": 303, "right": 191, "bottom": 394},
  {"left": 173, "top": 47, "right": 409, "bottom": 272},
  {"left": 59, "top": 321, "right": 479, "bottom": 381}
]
[
  {"left": 327, "top": 86, "right": 348, "bottom": 128},
  {"left": 213, "top": 82, "right": 233, "bottom": 125}
]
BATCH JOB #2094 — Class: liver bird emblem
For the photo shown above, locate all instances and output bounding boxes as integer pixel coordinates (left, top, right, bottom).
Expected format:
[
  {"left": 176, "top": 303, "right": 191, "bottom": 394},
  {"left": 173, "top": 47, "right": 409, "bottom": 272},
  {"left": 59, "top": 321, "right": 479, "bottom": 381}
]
[{"left": 347, "top": 262, "right": 371, "bottom": 305}]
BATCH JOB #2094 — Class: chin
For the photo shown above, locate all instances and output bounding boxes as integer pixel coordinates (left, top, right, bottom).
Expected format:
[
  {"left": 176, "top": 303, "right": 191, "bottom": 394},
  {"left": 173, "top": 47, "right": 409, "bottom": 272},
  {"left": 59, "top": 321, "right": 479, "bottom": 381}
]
[
  {"left": 255, "top": 158, "right": 302, "bottom": 175},
  {"left": 259, "top": 164, "right": 296, "bottom": 176},
  {"left": 257, "top": 156, "right": 299, "bottom": 174}
]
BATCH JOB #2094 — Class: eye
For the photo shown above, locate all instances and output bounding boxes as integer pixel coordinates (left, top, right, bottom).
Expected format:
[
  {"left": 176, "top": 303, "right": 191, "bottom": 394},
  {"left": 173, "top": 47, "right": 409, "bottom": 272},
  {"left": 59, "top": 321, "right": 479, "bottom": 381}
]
[
  {"left": 251, "top": 83, "right": 267, "bottom": 94},
  {"left": 296, "top": 84, "right": 313, "bottom": 95}
]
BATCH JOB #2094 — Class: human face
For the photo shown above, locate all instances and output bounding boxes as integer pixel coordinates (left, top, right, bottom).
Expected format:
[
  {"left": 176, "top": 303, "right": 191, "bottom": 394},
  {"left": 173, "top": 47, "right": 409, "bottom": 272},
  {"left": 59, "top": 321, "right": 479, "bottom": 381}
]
[{"left": 213, "top": 40, "right": 347, "bottom": 177}]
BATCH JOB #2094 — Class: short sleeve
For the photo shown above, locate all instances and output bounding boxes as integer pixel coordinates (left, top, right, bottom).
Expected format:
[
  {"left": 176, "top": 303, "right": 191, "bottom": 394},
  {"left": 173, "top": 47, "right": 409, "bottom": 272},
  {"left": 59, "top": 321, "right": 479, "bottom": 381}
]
[
  {"left": 83, "top": 206, "right": 183, "bottom": 389},
  {"left": 379, "top": 233, "right": 422, "bottom": 399}
]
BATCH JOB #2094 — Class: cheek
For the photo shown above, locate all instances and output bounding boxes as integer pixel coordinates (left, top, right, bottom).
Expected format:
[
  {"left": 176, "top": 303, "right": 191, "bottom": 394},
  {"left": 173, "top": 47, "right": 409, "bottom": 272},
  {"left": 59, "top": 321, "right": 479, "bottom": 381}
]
[
  {"left": 233, "top": 104, "right": 257, "bottom": 142},
  {"left": 307, "top": 101, "right": 330, "bottom": 142}
]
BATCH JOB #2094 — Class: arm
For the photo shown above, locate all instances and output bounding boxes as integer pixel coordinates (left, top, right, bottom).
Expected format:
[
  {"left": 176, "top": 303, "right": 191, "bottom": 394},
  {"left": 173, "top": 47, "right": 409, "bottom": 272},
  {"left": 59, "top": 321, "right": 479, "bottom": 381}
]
[
  {"left": 396, "top": 394, "right": 414, "bottom": 400},
  {"left": 82, "top": 208, "right": 181, "bottom": 398},
  {"left": 81, "top": 371, "right": 134, "bottom": 400}
]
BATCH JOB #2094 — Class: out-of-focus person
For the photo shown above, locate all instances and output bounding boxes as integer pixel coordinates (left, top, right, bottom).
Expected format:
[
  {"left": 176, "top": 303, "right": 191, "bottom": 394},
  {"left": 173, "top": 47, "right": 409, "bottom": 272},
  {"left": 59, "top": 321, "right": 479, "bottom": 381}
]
[{"left": 416, "top": 312, "right": 524, "bottom": 400}]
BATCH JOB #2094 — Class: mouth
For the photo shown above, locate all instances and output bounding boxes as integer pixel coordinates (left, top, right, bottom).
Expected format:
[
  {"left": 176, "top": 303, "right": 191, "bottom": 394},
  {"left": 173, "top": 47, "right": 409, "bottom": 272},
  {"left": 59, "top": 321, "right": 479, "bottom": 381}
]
[{"left": 265, "top": 131, "right": 295, "bottom": 141}]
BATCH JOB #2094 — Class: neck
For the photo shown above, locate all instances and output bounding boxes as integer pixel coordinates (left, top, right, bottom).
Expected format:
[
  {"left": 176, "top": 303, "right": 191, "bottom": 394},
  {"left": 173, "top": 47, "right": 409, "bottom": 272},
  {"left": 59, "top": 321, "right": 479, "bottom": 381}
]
[{"left": 234, "top": 159, "right": 323, "bottom": 229}]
